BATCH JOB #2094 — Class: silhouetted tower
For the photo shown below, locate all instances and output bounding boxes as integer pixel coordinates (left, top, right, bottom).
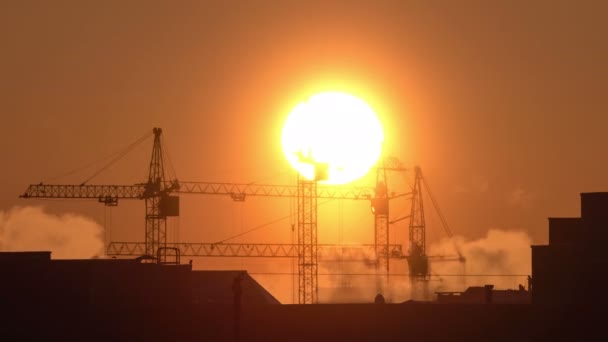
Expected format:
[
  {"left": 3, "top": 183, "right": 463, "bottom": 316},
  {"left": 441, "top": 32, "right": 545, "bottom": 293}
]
[
  {"left": 138, "top": 128, "right": 181, "bottom": 258},
  {"left": 145, "top": 128, "right": 168, "bottom": 256},
  {"left": 297, "top": 162, "right": 329, "bottom": 304},
  {"left": 373, "top": 166, "right": 389, "bottom": 274},
  {"left": 297, "top": 176, "right": 318, "bottom": 304},
  {"left": 408, "top": 167, "right": 429, "bottom": 298}
]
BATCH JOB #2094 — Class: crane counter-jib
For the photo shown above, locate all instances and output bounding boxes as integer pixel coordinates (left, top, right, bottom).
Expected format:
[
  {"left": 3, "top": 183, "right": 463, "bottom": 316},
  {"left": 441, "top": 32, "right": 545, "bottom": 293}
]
[{"left": 20, "top": 184, "right": 147, "bottom": 199}]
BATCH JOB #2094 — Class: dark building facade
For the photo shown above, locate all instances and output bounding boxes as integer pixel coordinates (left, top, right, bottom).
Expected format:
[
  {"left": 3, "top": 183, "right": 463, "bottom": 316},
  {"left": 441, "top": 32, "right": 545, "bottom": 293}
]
[
  {"left": 5, "top": 193, "right": 608, "bottom": 342},
  {"left": 0, "top": 251, "right": 280, "bottom": 341},
  {"left": 532, "top": 192, "right": 608, "bottom": 305}
]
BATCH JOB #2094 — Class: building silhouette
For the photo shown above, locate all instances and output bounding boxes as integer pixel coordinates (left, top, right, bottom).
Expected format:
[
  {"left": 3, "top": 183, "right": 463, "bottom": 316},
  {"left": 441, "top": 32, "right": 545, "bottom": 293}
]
[
  {"left": 532, "top": 192, "right": 608, "bottom": 306},
  {"left": 2, "top": 192, "right": 608, "bottom": 340}
]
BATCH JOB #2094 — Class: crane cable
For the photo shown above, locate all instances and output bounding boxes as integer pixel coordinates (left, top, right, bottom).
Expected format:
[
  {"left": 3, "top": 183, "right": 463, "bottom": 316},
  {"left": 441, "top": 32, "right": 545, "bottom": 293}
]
[
  {"left": 215, "top": 198, "right": 336, "bottom": 244},
  {"left": 160, "top": 136, "right": 178, "bottom": 182},
  {"left": 80, "top": 130, "right": 154, "bottom": 185},
  {"left": 42, "top": 130, "right": 150, "bottom": 184},
  {"left": 420, "top": 172, "right": 465, "bottom": 261}
]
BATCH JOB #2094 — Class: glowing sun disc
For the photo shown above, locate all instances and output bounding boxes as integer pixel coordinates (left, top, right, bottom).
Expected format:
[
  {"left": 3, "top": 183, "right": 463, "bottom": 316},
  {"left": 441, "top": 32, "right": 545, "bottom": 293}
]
[{"left": 281, "top": 91, "right": 384, "bottom": 185}]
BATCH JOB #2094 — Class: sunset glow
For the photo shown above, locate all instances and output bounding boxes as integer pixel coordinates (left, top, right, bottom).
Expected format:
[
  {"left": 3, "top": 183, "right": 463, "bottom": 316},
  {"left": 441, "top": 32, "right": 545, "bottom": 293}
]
[{"left": 281, "top": 91, "right": 384, "bottom": 184}]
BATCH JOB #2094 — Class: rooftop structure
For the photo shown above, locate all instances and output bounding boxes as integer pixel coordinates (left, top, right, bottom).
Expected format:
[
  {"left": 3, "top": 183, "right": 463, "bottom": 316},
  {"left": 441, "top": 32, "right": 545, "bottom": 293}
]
[{"left": 436, "top": 285, "right": 530, "bottom": 304}]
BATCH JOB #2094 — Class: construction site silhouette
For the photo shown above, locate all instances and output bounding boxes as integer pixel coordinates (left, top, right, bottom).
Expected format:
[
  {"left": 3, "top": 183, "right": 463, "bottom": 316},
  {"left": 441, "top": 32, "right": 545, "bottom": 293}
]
[{"left": 2, "top": 191, "right": 607, "bottom": 341}]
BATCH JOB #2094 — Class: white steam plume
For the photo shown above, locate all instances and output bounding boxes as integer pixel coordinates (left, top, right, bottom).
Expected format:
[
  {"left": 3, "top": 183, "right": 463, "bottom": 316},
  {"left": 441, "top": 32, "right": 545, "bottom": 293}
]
[
  {"left": 428, "top": 229, "right": 532, "bottom": 296},
  {"left": 319, "top": 229, "right": 532, "bottom": 303},
  {"left": 0, "top": 206, "right": 104, "bottom": 259},
  {"left": 319, "top": 248, "right": 410, "bottom": 304}
]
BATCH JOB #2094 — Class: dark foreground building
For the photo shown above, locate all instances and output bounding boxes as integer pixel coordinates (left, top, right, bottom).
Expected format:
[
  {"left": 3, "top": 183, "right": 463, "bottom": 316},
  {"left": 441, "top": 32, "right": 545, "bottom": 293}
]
[
  {"left": 3, "top": 191, "right": 608, "bottom": 341},
  {"left": 0, "top": 252, "right": 279, "bottom": 341},
  {"left": 532, "top": 192, "right": 608, "bottom": 306}
]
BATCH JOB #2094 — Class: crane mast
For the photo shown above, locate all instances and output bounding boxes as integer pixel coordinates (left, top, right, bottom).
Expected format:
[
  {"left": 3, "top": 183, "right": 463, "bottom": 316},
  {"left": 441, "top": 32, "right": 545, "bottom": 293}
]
[
  {"left": 146, "top": 128, "right": 168, "bottom": 257},
  {"left": 373, "top": 166, "right": 389, "bottom": 274},
  {"left": 408, "top": 167, "right": 429, "bottom": 298},
  {"left": 372, "top": 158, "right": 411, "bottom": 276},
  {"left": 298, "top": 178, "right": 318, "bottom": 303}
]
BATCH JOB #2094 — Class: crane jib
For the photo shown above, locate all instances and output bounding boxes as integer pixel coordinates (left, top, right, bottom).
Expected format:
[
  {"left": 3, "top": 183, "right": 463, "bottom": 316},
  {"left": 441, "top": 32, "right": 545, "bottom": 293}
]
[{"left": 21, "top": 182, "right": 392, "bottom": 201}]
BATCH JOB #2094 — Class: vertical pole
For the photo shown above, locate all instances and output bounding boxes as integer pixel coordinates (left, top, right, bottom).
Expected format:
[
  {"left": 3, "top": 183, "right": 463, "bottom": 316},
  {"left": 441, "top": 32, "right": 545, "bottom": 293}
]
[
  {"left": 145, "top": 127, "right": 167, "bottom": 257},
  {"left": 374, "top": 167, "right": 390, "bottom": 276},
  {"left": 408, "top": 166, "right": 429, "bottom": 299},
  {"left": 297, "top": 176, "right": 318, "bottom": 304}
]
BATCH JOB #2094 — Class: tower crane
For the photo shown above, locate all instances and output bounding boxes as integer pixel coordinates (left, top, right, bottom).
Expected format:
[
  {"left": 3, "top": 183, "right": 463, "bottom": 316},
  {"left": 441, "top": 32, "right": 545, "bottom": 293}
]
[
  {"left": 20, "top": 127, "right": 463, "bottom": 303},
  {"left": 21, "top": 128, "right": 410, "bottom": 304},
  {"left": 400, "top": 166, "right": 466, "bottom": 298}
]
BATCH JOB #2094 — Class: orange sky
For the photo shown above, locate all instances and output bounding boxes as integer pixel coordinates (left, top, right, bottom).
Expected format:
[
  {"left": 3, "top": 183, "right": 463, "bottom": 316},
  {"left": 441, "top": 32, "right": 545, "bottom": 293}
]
[{"left": 1, "top": 1, "right": 608, "bottom": 297}]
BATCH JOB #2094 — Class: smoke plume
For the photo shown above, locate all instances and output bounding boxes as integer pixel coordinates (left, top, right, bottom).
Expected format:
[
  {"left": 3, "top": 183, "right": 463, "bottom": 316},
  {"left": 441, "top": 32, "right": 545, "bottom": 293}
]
[
  {"left": 428, "top": 229, "right": 532, "bottom": 296},
  {"left": 0, "top": 206, "right": 104, "bottom": 259},
  {"left": 232, "top": 229, "right": 533, "bottom": 304},
  {"left": 319, "top": 248, "right": 410, "bottom": 304}
]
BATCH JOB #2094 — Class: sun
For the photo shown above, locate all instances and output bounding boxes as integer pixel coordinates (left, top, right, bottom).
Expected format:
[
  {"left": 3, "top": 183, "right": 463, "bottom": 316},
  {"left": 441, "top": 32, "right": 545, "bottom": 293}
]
[{"left": 281, "top": 91, "right": 384, "bottom": 185}]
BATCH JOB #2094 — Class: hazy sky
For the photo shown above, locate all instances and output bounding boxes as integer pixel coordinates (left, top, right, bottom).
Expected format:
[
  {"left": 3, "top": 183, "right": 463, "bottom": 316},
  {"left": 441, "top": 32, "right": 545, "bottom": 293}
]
[{"left": 2, "top": 0, "right": 607, "bottom": 257}]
